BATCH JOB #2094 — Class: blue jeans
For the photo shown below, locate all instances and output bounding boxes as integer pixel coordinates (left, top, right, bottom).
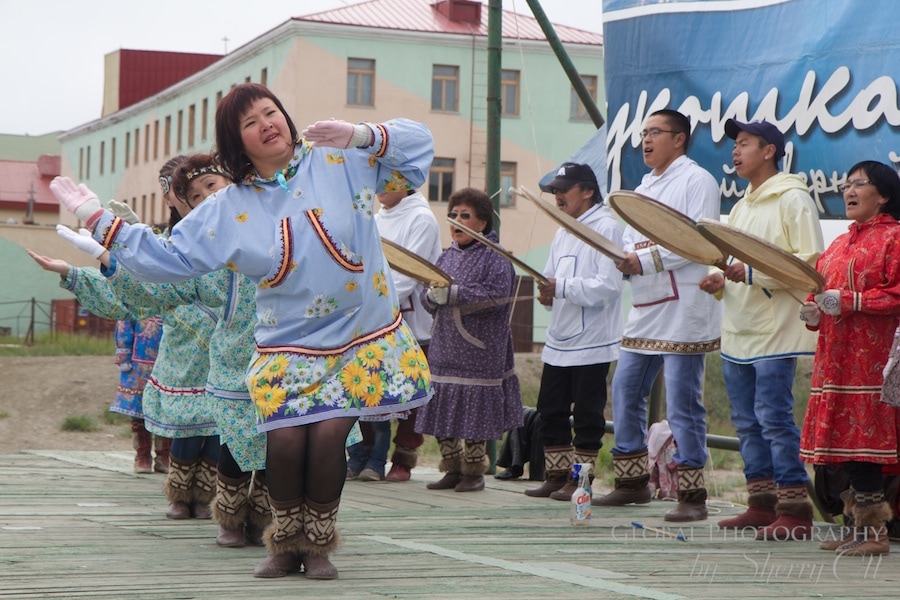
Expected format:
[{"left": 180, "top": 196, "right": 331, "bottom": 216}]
[
  {"left": 611, "top": 350, "right": 708, "bottom": 469},
  {"left": 347, "top": 420, "right": 391, "bottom": 477},
  {"left": 722, "top": 357, "right": 808, "bottom": 487},
  {"left": 170, "top": 435, "right": 220, "bottom": 462}
]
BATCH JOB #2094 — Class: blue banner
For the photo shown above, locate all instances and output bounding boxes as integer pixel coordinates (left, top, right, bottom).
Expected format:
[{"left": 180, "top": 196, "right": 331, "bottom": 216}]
[{"left": 602, "top": 0, "right": 900, "bottom": 219}]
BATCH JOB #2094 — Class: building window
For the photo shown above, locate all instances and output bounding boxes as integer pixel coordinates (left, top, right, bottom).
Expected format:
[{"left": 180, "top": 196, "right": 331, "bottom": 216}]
[
  {"left": 431, "top": 65, "right": 459, "bottom": 112},
  {"left": 144, "top": 125, "right": 150, "bottom": 163},
  {"left": 429, "top": 158, "right": 455, "bottom": 202},
  {"left": 216, "top": 91, "right": 223, "bottom": 107},
  {"left": 177, "top": 110, "right": 183, "bottom": 152},
  {"left": 164, "top": 116, "right": 171, "bottom": 156},
  {"left": 245, "top": 76, "right": 251, "bottom": 84},
  {"left": 99, "top": 141, "right": 105, "bottom": 176},
  {"left": 134, "top": 128, "right": 140, "bottom": 166},
  {"left": 141, "top": 195, "right": 147, "bottom": 224},
  {"left": 150, "top": 193, "right": 157, "bottom": 225},
  {"left": 260, "top": 68, "right": 268, "bottom": 87},
  {"left": 188, "top": 104, "right": 196, "bottom": 148},
  {"left": 125, "top": 132, "right": 131, "bottom": 167},
  {"left": 501, "top": 70, "right": 520, "bottom": 117},
  {"left": 347, "top": 58, "right": 375, "bottom": 106},
  {"left": 570, "top": 74, "right": 598, "bottom": 121},
  {"left": 500, "top": 162, "right": 517, "bottom": 206},
  {"left": 111, "top": 137, "right": 116, "bottom": 173},
  {"left": 201, "top": 98, "right": 208, "bottom": 142},
  {"left": 153, "top": 121, "right": 159, "bottom": 160}
]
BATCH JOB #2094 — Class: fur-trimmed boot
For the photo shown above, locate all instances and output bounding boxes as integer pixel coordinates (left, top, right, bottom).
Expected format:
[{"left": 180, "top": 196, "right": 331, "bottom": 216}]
[
  {"left": 836, "top": 490, "right": 892, "bottom": 556},
  {"left": 756, "top": 484, "right": 814, "bottom": 540},
  {"left": 153, "top": 436, "right": 171, "bottom": 473},
  {"left": 165, "top": 456, "right": 195, "bottom": 519},
  {"left": 300, "top": 498, "right": 341, "bottom": 580},
  {"left": 213, "top": 473, "right": 251, "bottom": 548},
  {"left": 551, "top": 448, "right": 597, "bottom": 501},
  {"left": 253, "top": 497, "right": 305, "bottom": 578},
  {"left": 718, "top": 478, "right": 777, "bottom": 529},
  {"left": 592, "top": 450, "right": 652, "bottom": 506},
  {"left": 456, "top": 440, "right": 488, "bottom": 492},
  {"left": 664, "top": 466, "right": 708, "bottom": 522},
  {"left": 426, "top": 438, "right": 464, "bottom": 490},
  {"left": 131, "top": 419, "right": 153, "bottom": 474},
  {"left": 525, "top": 445, "right": 573, "bottom": 498},
  {"left": 245, "top": 472, "right": 271, "bottom": 547},
  {"left": 191, "top": 456, "right": 217, "bottom": 520},
  {"left": 820, "top": 488, "right": 856, "bottom": 550},
  {"left": 386, "top": 446, "right": 418, "bottom": 482}
]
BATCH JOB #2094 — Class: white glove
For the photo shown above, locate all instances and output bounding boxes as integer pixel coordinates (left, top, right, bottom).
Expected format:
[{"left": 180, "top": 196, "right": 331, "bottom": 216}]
[
  {"left": 426, "top": 286, "right": 449, "bottom": 305},
  {"left": 799, "top": 301, "right": 821, "bottom": 327},
  {"left": 108, "top": 200, "right": 140, "bottom": 225},
  {"left": 56, "top": 224, "right": 106, "bottom": 259},
  {"left": 50, "top": 177, "right": 103, "bottom": 223},
  {"left": 814, "top": 290, "right": 842, "bottom": 316},
  {"left": 301, "top": 120, "right": 372, "bottom": 148},
  {"left": 118, "top": 361, "right": 133, "bottom": 373}
]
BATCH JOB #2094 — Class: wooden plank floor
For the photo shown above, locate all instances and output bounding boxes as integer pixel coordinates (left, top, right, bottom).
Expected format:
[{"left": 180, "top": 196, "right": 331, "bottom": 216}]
[{"left": 1, "top": 451, "right": 898, "bottom": 599}]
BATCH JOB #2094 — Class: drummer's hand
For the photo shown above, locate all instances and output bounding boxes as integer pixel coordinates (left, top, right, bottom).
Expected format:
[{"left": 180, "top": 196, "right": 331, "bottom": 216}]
[
  {"left": 537, "top": 278, "right": 556, "bottom": 306},
  {"left": 799, "top": 301, "right": 821, "bottom": 327},
  {"left": 722, "top": 262, "right": 746, "bottom": 283},
  {"left": 616, "top": 252, "right": 643, "bottom": 276},
  {"left": 814, "top": 290, "right": 842, "bottom": 316},
  {"left": 699, "top": 273, "right": 725, "bottom": 295}
]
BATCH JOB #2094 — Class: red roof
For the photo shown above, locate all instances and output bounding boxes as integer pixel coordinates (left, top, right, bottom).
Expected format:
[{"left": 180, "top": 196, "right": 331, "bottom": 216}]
[
  {"left": 297, "top": 0, "right": 603, "bottom": 45},
  {"left": 117, "top": 50, "right": 223, "bottom": 111},
  {"left": 0, "top": 158, "right": 60, "bottom": 214}
]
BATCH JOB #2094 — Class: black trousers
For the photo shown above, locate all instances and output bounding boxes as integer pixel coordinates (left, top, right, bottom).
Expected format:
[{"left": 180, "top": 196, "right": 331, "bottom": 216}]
[{"left": 536, "top": 362, "right": 610, "bottom": 451}]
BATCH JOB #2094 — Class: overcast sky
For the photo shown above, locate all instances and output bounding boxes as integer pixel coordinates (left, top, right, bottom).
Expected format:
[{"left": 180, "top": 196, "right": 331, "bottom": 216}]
[{"left": 1, "top": 0, "right": 602, "bottom": 137}]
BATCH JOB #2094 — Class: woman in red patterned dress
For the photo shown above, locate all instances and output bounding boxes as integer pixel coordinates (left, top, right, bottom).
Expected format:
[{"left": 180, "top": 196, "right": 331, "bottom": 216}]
[{"left": 799, "top": 160, "right": 900, "bottom": 556}]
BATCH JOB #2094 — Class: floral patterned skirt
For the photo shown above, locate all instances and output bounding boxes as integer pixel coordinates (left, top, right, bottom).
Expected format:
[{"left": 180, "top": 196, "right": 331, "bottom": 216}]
[{"left": 248, "top": 321, "right": 433, "bottom": 432}]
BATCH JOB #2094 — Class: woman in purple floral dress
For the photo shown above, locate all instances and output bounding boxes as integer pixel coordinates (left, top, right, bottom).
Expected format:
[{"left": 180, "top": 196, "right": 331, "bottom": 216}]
[{"left": 416, "top": 187, "right": 523, "bottom": 492}]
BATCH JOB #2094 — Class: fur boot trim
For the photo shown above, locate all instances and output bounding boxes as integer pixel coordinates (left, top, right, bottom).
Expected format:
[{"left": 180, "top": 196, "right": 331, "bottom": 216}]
[
  {"left": 461, "top": 440, "right": 488, "bottom": 476},
  {"left": 461, "top": 454, "right": 489, "bottom": 476},
  {"left": 300, "top": 498, "right": 342, "bottom": 556},
  {"left": 747, "top": 491, "right": 778, "bottom": 512},
  {"left": 774, "top": 499, "right": 814, "bottom": 520},
  {"left": 164, "top": 457, "right": 196, "bottom": 504},
  {"left": 263, "top": 497, "right": 306, "bottom": 555},
  {"left": 854, "top": 500, "right": 894, "bottom": 528},
  {"left": 437, "top": 438, "right": 463, "bottom": 474},
  {"left": 212, "top": 473, "right": 251, "bottom": 530},
  {"left": 389, "top": 446, "right": 418, "bottom": 469}
]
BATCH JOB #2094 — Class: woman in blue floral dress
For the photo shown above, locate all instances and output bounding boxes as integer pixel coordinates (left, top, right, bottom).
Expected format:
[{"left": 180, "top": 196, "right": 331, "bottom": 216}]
[{"left": 50, "top": 83, "right": 434, "bottom": 580}]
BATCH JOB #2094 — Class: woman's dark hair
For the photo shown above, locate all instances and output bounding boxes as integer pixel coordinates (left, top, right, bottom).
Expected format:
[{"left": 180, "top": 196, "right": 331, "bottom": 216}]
[
  {"left": 847, "top": 160, "right": 900, "bottom": 220},
  {"left": 214, "top": 83, "right": 299, "bottom": 183},
  {"left": 159, "top": 155, "right": 188, "bottom": 232},
  {"left": 171, "top": 154, "right": 224, "bottom": 204},
  {"left": 448, "top": 187, "right": 495, "bottom": 235}
]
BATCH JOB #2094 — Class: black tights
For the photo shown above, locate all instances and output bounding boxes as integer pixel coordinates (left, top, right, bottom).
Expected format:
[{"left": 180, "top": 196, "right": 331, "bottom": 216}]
[
  {"left": 217, "top": 444, "right": 265, "bottom": 481},
  {"left": 265, "top": 417, "right": 356, "bottom": 504},
  {"left": 845, "top": 461, "right": 884, "bottom": 494}
]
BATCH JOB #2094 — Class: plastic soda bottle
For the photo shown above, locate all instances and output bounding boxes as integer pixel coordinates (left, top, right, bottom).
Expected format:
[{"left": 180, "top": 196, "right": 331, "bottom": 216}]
[{"left": 570, "top": 462, "right": 591, "bottom": 526}]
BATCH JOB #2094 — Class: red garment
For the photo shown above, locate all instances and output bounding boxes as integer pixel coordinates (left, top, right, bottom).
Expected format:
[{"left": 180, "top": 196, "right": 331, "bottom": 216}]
[{"left": 801, "top": 214, "right": 900, "bottom": 465}]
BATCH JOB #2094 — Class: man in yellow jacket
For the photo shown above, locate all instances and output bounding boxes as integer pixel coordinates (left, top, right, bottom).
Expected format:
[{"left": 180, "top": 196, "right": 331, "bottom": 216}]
[{"left": 700, "top": 119, "right": 824, "bottom": 541}]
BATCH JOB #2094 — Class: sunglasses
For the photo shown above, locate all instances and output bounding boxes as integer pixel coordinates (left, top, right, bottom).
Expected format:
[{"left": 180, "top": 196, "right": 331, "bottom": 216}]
[{"left": 448, "top": 211, "right": 473, "bottom": 220}]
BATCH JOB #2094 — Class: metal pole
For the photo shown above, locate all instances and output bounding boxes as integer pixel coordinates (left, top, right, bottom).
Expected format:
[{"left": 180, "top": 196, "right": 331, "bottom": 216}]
[
  {"left": 524, "top": 0, "right": 605, "bottom": 128},
  {"left": 486, "top": 0, "right": 502, "bottom": 234}
]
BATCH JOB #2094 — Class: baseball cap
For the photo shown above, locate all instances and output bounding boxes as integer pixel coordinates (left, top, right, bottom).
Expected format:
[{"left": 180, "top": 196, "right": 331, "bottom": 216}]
[
  {"left": 724, "top": 119, "right": 785, "bottom": 159},
  {"left": 540, "top": 162, "right": 598, "bottom": 193}
]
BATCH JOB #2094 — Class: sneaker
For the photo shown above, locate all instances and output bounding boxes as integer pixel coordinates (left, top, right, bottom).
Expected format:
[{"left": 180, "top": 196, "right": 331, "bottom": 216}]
[{"left": 357, "top": 468, "right": 384, "bottom": 482}]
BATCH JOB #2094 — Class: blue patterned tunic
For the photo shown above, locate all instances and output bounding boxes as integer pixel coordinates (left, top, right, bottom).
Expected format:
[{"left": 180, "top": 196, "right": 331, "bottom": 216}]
[
  {"left": 91, "top": 119, "right": 435, "bottom": 432},
  {"left": 112, "top": 317, "right": 162, "bottom": 418}
]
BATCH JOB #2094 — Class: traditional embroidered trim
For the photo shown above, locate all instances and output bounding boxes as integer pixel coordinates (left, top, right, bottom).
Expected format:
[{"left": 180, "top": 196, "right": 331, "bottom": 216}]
[
  {"left": 185, "top": 165, "right": 225, "bottom": 180},
  {"left": 621, "top": 336, "right": 720, "bottom": 353},
  {"left": 747, "top": 478, "right": 776, "bottom": 494},
  {"left": 373, "top": 123, "right": 389, "bottom": 157},
  {"left": 650, "top": 246, "right": 664, "bottom": 273},
  {"left": 306, "top": 209, "right": 364, "bottom": 272},
  {"left": 145, "top": 377, "right": 207, "bottom": 395},
  {"left": 261, "top": 218, "right": 294, "bottom": 289},
  {"left": 101, "top": 217, "right": 125, "bottom": 248},
  {"left": 852, "top": 292, "right": 862, "bottom": 312},
  {"left": 430, "top": 367, "right": 517, "bottom": 387},
  {"left": 257, "top": 312, "right": 403, "bottom": 357}
]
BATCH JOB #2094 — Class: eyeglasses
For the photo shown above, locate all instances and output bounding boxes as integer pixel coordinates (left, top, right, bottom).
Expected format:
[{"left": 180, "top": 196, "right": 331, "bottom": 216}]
[
  {"left": 448, "top": 211, "right": 473, "bottom": 220},
  {"left": 639, "top": 128, "right": 680, "bottom": 140},
  {"left": 546, "top": 186, "right": 573, "bottom": 195},
  {"left": 839, "top": 179, "right": 873, "bottom": 192}
]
